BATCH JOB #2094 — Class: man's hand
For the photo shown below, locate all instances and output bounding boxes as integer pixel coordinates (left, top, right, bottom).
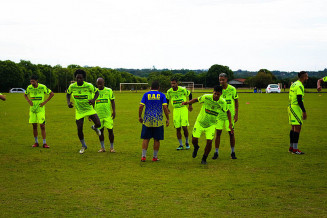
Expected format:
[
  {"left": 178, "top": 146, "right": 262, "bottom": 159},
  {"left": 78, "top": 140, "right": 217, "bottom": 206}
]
[
  {"left": 234, "top": 113, "right": 238, "bottom": 123},
  {"left": 88, "top": 99, "right": 95, "bottom": 105},
  {"left": 229, "top": 125, "right": 234, "bottom": 134},
  {"left": 182, "top": 102, "right": 188, "bottom": 106},
  {"left": 139, "top": 117, "right": 143, "bottom": 124},
  {"left": 166, "top": 119, "right": 169, "bottom": 127},
  {"left": 317, "top": 86, "right": 322, "bottom": 92},
  {"left": 28, "top": 100, "right": 33, "bottom": 106},
  {"left": 40, "top": 102, "right": 46, "bottom": 107},
  {"left": 188, "top": 105, "right": 193, "bottom": 112},
  {"left": 68, "top": 102, "right": 74, "bottom": 108},
  {"left": 303, "top": 112, "right": 307, "bottom": 120},
  {"left": 112, "top": 111, "right": 116, "bottom": 119}
]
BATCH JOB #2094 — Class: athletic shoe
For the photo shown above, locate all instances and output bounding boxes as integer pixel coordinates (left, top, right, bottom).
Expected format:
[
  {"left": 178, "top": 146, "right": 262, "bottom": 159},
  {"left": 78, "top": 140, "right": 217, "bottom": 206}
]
[
  {"left": 289, "top": 147, "right": 293, "bottom": 153},
  {"left": 231, "top": 152, "right": 237, "bottom": 159},
  {"left": 79, "top": 146, "right": 87, "bottom": 154},
  {"left": 110, "top": 148, "right": 116, "bottom": 153},
  {"left": 152, "top": 157, "right": 160, "bottom": 162},
  {"left": 98, "top": 148, "right": 106, "bottom": 152},
  {"left": 141, "top": 156, "right": 146, "bottom": 162},
  {"left": 212, "top": 152, "right": 219, "bottom": 160},
  {"left": 42, "top": 144, "right": 50, "bottom": 148},
  {"left": 185, "top": 144, "right": 190, "bottom": 150},
  {"left": 292, "top": 149, "right": 305, "bottom": 155},
  {"left": 32, "top": 143, "right": 39, "bottom": 147},
  {"left": 176, "top": 145, "right": 184, "bottom": 150},
  {"left": 201, "top": 160, "right": 207, "bottom": 164},
  {"left": 91, "top": 125, "right": 101, "bottom": 136},
  {"left": 192, "top": 145, "right": 199, "bottom": 158}
]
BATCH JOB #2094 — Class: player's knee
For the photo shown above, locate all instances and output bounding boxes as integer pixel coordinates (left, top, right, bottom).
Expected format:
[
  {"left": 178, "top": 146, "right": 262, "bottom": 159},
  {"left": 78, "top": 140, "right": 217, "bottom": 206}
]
[
  {"left": 40, "top": 124, "right": 45, "bottom": 130},
  {"left": 32, "top": 124, "right": 37, "bottom": 129}
]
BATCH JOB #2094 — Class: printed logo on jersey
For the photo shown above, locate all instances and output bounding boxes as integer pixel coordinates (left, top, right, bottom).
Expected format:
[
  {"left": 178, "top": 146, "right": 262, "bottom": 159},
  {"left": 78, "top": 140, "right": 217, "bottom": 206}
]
[
  {"left": 74, "top": 95, "right": 88, "bottom": 99},
  {"left": 148, "top": 94, "right": 161, "bottom": 100},
  {"left": 96, "top": 99, "right": 108, "bottom": 103}
]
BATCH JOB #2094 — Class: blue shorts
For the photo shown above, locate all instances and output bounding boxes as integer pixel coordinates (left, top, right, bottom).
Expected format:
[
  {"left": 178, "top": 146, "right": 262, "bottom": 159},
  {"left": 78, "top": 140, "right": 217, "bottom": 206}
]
[{"left": 141, "top": 125, "right": 164, "bottom": 140}]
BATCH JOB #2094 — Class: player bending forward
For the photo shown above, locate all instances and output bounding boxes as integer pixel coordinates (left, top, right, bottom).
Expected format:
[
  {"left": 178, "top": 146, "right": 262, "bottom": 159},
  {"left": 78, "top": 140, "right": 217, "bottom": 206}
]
[{"left": 182, "top": 85, "right": 233, "bottom": 164}]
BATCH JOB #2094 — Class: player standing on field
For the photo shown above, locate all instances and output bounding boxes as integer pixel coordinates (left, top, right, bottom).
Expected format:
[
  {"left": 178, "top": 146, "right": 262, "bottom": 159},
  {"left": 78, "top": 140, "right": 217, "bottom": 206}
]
[
  {"left": 288, "top": 71, "right": 308, "bottom": 154},
  {"left": 182, "top": 85, "right": 233, "bottom": 164},
  {"left": 95, "top": 78, "right": 116, "bottom": 153},
  {"left": 139, "top": 81, "right": 170, "bottom": 162},
  {"left": 166, "top": 78, "right": 193, "bottom": 150},
  {"left": 66, "top": 69, "right": 102, "bottom": 154},
  {"left": 213, "top": 73, "right": 239, "bottom": 160},
  {"left": 317, "top": 76, "right": 327, "bottom": 92},
  {"left": 24, "top": 75, "right": 54, "bottom": 148}
]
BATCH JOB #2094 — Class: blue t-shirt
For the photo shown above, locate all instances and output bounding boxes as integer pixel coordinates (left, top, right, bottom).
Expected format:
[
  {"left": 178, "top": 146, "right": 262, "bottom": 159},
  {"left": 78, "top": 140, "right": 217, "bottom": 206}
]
[{"left": 140, "top": 90, "right": 168, "bottom": 127}]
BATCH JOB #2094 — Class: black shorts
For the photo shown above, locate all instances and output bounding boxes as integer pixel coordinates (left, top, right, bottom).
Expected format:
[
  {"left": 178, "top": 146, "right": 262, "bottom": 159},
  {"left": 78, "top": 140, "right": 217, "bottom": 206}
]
[{"left": 141, "top": 125, "right": 164, "bottom": 140}]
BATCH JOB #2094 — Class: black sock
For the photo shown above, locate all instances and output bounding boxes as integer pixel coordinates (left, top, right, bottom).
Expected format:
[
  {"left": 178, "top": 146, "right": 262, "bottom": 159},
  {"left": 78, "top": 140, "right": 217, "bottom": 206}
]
[
  {"left": 293, "top": 132, "right": 300, "bottom": 144},
  {"left": 290, "top": 130, "right": 294, "bottom": 146},
  {"left": 202, "top": 155, "right": 208, "bottom": 161}
]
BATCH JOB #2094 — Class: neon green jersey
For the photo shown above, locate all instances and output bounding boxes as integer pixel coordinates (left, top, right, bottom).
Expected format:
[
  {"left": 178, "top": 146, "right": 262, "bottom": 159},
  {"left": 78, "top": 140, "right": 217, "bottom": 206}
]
[
  {"left": 25, "top": 84, "right": 52, "bottom": 113},
  {"left": 67, "top": 81, "right": 98, "bottom": 114},
  {"left": 196, "top": 94, "right": 228, "bottom": 128},
  {"left": 289, "top": 80, "right": 304, "bottom": 106},
  {"left": 166, "top": 86, "right": 190, "bottom": 108},
  {"left": 323, "top": 76, "right": 327, "bottom": 82},
  {"left": 219, "top": 84, "right": 238, "bottom": 120},
  {"left": 95, "top": 87, "right": 115, "bottom": 119}
]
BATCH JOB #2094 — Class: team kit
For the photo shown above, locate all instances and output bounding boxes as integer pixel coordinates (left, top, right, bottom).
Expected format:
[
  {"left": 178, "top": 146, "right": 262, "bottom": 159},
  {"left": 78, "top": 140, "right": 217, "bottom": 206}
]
[{"left": 22, "top": 70, "right": 325, "bottom": 164}]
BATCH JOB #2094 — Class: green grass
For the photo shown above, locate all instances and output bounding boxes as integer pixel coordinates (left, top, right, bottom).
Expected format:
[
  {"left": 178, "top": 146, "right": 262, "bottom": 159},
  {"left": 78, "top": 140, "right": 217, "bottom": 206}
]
[{"left": 0, "top": 92, "right": 326, "bottom": 217}]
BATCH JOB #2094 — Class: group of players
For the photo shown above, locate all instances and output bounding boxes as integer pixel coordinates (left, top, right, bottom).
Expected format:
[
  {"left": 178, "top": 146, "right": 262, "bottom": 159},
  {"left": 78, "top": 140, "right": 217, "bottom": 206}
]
[{"left": 2, "top": 69, "right": 326, "bottom": 164}]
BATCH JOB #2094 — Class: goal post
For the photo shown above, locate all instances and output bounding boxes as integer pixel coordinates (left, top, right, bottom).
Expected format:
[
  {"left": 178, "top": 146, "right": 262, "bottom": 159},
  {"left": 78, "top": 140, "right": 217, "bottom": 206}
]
[
  {"left": 120, "top": 83, "right": 149, "bottom": 92},
  {"left": 180, "top": 81, "right": 194, "bottom": 92},
  {"left": 194, "top": 84, "right": 204, "bottom": 90}
]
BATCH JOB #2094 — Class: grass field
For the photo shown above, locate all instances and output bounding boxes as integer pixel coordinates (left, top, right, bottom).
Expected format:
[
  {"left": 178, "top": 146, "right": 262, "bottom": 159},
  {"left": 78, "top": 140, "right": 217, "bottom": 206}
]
[{"left": 0, "top": 92, "right": 326, "bottom": 217}]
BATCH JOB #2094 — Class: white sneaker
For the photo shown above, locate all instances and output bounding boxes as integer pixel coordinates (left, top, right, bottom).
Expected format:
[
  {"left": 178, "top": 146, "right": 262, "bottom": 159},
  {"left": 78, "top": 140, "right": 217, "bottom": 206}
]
[
  {"left": 91, "top": 125, "right": 101, "bottom": 136},
  {"left": 79, "top": 147, "right": 87, "bottom": 154}
]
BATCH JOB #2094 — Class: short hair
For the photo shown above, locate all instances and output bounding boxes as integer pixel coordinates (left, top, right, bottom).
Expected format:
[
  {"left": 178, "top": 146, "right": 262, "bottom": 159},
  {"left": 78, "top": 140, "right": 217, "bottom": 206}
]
[
  {"left": 30, "top": 75, "right": 38, "bottom": 80},
  {"left": 219, "top": 73, "right": 228, "bottom": 78},
  {"left": 74, "top": 69, "right": 86, "bottom": 78},
  {"left": 151, "top": 81, "right": 160, "bottom": 90},
  {"left": 298, "top": 71, "right": 307, "bottom": 78},
  {"left": 214, "top": 85, "right": 223, "bottom": 93},
  {"left": 170, "top": 77, "right": 178, "bottom": 82}
]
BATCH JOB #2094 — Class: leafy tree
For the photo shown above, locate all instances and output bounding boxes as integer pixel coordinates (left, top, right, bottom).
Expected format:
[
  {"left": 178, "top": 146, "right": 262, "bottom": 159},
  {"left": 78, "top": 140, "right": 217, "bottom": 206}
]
[
  {"left": 0, "top": 60, "right": 24, "bottom": 92},
  {"left": 207, "top": 64, "right": 234, "bottom": 87}
]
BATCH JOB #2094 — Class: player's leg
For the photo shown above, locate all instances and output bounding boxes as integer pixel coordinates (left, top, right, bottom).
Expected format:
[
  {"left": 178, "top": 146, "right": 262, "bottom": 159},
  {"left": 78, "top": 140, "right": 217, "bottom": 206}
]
[
  {"left": 229, "top": 131, "right": 237, "bottom": 159},
  {"left": 76, "top": 118, "right": 87, "bottom": 153},
  {"left": 288, "top": 106, "right": 295, "bottom": 152},
  {"left": 98, "top": 128, "right": 105, "bottom": 152},
  {"left": 176, "top": 127, "right": 183, "bottom": 150},
  {"left": 201, "top": 140, "right": 213, "bottom": 164},
  {"left": 152, "top": 126, "right": 163, "bottom": 161},
  {"left": 192, "top": 122, "right": 202, "bottom": 158},
  {"left": 40, "top": 122, "right": 49, "bottom": 148},
  {"left": 192, "top": 137, "right": 200, "bottom": 158},
  {"left": 89, "top": 114, "right": 101, "bottom": 136},
  {"left": 181, "top": 107, "right": 190, "bottom": 149},
  {"left": 292, "top": 125, "right": 304, "bottom": 154},
  {"left": 141, "top": 139, "right": 150, "bottom": 161},
  {"left": 212, "top": 129, "right": 222, "bottom": 159},
  {"left": 32, "top": 123, "right": 39, "bottom": 147},
  {"left": 108, "top": 129, "right": 115, "bottom": 152},
  {"left": 141, "top": 124, "right": 152, "bottom": 161},
  {"left": 182, "top": 126, "right": 190, "bottom": 149},
  {"left": 153, "top": 139, "right": 160, "bottom": 161}
]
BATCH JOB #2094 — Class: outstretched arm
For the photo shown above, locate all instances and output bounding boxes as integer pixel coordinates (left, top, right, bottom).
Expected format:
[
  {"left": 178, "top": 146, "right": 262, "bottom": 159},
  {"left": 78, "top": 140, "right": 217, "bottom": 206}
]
[
  {"left": 182, "top": 98, "right": 199, "bottom": 105},
  {"left": 0, "top": 94, "right": 6, "bottom": 101}
]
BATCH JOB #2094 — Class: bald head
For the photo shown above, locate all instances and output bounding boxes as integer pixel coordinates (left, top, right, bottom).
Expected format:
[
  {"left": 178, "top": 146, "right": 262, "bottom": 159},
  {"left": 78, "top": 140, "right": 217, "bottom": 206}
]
[{"left": 97, "top": 77, "right": 105, "bottom": 90}]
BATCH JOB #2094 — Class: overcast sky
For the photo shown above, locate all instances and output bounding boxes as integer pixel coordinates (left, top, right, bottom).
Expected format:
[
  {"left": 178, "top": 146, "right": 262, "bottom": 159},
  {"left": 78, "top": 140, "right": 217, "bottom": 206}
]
[{"left": 1, "top": 0, "right": 326, "bottom": 71}]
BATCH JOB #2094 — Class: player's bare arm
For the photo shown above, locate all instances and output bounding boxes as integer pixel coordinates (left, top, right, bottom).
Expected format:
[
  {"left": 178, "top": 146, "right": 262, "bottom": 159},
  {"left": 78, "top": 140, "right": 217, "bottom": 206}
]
[
  {"left": 0, "top": 95, "right": 6, "bottom": 101},
  {"left": 40, "top": 91, "right": 54, "bottom": 107},
  {"left": 317, "top": 78, "right": 323, "bottom": 92},
  {"left": 227, "top": 110, "right": 234, "bottom": 134},
  {"left": 234, "top": 98, "right": 239, "bottom": 122},
  {"left": 138, "top": 104, "right": 144, "bottom": 123},
  {"left": 182, "top": 98, "right": 199, "bottom": 105},
  {"left": 24, "top": 93, "right": 33, "bottom": 106},
  {"left": 111, "top": 99, "right": 116, "bottom": 119},
  {"left": 163, "top": 105, "right": 169, "bottom": 127},
  {"left": 89, "top": 90, "right": 99, "bottom": 105},
  {"left": 188, "top": 92, "right": 193, "bottom": 112},
  {"left": 66, "top": 93, "right": 73, "bottom": 108}
]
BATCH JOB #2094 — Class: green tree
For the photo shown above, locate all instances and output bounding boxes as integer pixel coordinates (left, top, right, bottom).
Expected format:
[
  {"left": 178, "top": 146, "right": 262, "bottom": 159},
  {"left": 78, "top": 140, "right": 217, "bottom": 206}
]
[
  {"left": 207, "top": 64, "right": 234, "bottom": 87},
  {"left": 0, "top": 60, "right": 24, "bottom": 92}
]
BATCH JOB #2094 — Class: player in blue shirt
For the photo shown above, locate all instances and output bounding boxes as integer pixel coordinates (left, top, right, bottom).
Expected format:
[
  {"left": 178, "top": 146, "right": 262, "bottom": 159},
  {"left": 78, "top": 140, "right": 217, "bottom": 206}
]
[{"left": 139, "top": 81, "right": 170, "bottom": 162}]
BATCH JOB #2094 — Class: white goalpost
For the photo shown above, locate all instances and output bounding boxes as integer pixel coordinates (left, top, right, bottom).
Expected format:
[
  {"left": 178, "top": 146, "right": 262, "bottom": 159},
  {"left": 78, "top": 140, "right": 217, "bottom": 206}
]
[
  {"left": 194, "top": 84, "right": 204, "bottom": 90},
  {"left": 180, "top": 81, "right": 194, "bottom": 92},
  {"left": 120, "top": 83, "right": 149, "bottom": 92}
]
